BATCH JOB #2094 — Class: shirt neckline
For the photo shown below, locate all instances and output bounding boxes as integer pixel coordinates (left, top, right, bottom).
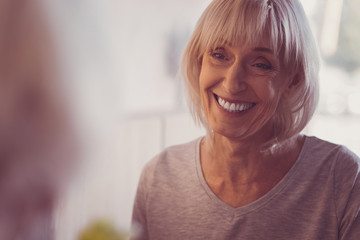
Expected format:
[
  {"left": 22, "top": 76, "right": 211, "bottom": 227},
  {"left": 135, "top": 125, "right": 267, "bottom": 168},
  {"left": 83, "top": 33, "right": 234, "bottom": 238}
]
[{"left": 195, "top": 136, "right": 309, "bottom": 216}]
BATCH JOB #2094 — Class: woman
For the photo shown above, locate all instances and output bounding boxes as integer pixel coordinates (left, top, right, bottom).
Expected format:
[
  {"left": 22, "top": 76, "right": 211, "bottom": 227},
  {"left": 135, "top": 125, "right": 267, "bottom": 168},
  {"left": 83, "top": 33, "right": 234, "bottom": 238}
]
[{"left": 132, "top": 0, "right": 360, "bottom": 239}]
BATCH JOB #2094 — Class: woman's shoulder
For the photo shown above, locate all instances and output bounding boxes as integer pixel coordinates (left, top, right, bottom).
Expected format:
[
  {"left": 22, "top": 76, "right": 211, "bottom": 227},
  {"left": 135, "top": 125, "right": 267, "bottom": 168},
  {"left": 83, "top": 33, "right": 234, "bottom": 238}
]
[
  {"left": 302, "top": 135, "right": 359, "bottom": 174},
  {"left": 141, "top": 137, "right": 203, "bottom": 179},
  {"left": 150, "top": 136, "right": 201, "bottom": 162},
  {"left": 304, "top": 136, "right": 359, "bottom": 162}
]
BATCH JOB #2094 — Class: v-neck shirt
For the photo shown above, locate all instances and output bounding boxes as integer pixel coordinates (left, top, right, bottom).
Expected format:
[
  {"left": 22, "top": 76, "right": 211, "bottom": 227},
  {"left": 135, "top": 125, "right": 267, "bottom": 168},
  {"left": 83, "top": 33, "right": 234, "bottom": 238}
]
[{"left": 132, "top": 136, "right": 360, "bottom": 240}]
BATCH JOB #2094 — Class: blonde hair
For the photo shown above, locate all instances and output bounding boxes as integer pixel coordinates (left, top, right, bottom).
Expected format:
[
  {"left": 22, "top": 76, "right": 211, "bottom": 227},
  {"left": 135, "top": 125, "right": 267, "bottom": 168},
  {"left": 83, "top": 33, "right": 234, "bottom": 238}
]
[{"left": 181, "top": 0, "right": 319, "bottom": 146}]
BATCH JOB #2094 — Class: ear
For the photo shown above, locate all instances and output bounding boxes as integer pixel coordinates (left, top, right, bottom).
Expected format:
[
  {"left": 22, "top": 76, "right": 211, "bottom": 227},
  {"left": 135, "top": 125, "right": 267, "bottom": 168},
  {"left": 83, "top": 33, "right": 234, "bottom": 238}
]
[{"left": 282, "top": 71, "right": 303, "bottom": 98}]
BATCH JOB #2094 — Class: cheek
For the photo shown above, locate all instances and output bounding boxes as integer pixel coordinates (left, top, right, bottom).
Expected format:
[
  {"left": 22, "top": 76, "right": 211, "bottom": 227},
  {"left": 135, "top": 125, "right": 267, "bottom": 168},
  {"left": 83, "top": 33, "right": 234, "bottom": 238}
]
[
  {"left": 198, "top": 65, "right": 220, "bottom": 117},
  {"left": 198, "top": 70, "right": 208, "bottom": 101},
  {"left": 260, "top": 75, "right": 285, "bottom": 100},
  {"left": 198, "top": 68, "right": 210, "bottom": 113},
  {"left": 253, "top": 81, "right": 276, "bottom": 101},
  {"left": 198, "top": 57, "right": 224, "bottom": 90},
  {"left": 199, "top": 66, "right": 216, "bottom": 99},
  {"left": 252, "top": 79, "right": 283, "bottom": 117},
  {"left": 199, "top": 65, "right": 213, "bottom": 89}
]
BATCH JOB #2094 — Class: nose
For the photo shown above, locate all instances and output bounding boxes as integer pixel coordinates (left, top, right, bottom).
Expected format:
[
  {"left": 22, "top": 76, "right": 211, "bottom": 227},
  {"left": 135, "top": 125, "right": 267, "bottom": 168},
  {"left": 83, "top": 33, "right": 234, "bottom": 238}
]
[{"left": 222, "top": 62, "right": 248, "bottom": 94}]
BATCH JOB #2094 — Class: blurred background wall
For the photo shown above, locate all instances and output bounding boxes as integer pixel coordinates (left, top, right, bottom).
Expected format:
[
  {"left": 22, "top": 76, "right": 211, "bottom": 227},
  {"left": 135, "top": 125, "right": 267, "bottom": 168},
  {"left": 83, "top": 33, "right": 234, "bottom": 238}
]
[{"left": 25, "top": 0, "right": 360, "bottom": 239}]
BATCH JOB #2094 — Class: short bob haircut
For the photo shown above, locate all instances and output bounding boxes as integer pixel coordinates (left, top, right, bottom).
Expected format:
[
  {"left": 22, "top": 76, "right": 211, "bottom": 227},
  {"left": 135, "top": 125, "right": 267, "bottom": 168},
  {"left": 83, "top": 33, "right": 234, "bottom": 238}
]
[{"left": 181, "top": 0, "right": 319, "bottom": 147}]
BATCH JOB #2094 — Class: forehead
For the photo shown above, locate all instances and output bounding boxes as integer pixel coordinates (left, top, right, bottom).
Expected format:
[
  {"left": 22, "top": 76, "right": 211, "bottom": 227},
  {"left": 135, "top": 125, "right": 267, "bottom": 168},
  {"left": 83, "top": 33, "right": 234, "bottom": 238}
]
[
  {"left": 203, "top": 24, "right": 278, "bottom": 54},
  {"left": 208, "top": 32, "right": 276, "bottom": 54}
]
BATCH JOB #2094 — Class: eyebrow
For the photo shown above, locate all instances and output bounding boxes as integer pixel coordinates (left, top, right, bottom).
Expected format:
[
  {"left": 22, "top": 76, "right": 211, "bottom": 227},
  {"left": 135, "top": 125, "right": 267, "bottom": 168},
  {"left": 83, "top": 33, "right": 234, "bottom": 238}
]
[{"left": 253, "top": 47, "right": 274, "bottom": 54}]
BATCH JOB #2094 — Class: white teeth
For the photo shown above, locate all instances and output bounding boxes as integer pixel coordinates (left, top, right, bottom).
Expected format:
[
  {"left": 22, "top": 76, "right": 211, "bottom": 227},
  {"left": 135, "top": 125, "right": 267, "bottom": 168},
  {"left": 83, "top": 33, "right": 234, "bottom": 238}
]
[
  {"left": 217, "top": 96, "right": 254, "bottom": 113},
  {"left": 220, "top": 98, "right": 225, "bottom": 106}
]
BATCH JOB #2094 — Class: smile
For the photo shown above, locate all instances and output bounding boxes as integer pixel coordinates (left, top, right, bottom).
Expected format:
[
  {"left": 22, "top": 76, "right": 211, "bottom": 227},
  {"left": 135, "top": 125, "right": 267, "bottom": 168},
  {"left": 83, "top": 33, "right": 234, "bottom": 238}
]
[{"left": 215, "top": 94, "right": 256, "bottom": 113}]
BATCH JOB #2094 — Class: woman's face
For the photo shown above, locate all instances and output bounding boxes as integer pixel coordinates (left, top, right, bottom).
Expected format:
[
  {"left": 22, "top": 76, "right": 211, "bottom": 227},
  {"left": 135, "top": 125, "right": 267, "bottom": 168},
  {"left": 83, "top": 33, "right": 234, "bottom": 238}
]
[{"left": 199, "top": 41, "right": 289, "bottom": 143}]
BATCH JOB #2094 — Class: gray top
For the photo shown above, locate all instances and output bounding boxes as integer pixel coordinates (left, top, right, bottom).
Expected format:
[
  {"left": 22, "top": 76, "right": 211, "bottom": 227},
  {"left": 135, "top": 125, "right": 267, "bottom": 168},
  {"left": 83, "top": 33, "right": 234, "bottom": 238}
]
[{"left": 131, "top": 136, "right": 360, "bottom": 240}]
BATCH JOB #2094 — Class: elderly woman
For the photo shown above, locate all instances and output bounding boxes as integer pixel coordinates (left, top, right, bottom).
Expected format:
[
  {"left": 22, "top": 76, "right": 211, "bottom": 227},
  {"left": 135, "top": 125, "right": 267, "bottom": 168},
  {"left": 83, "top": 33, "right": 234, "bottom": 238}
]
[{"left": 131, "top": 0, "right": 360, "bottom": 239}]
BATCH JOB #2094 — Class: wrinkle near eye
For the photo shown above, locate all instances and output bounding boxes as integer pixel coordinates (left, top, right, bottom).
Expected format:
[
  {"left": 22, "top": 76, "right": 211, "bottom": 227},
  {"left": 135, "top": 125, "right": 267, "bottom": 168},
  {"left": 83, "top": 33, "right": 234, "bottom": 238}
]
[
  {"left": 210, "top": 48, "right": 227, "bottom": 58},
  {"left": 208, "top": 49, "right": 232, "bottom": 65},
  {"left": 211, "top": 52, "right": 226, "bottom": 60},
  {"left": 253, "top": 63, "right": 272, "bottom": 70}
]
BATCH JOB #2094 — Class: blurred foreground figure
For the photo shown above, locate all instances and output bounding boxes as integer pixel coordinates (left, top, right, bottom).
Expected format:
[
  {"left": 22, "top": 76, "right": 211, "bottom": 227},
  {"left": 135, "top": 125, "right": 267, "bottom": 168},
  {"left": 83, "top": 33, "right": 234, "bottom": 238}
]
[{"left": 0, "top": 0, "right": 75, "bottom": 239}]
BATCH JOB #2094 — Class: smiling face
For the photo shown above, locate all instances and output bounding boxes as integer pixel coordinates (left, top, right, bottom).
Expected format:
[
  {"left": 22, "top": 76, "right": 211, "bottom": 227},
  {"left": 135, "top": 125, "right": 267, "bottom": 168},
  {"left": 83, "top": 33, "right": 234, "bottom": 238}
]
[{"left": 199, "top": 41, "right": 289, "bottom": 144}]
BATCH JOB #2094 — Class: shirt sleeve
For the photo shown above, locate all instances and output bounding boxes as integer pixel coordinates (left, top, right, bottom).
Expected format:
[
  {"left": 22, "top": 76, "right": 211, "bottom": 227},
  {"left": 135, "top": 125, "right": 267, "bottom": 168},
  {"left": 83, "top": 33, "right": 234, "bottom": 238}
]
[{"left": 333, "top": 147, "right": 360, "bottom": 240}]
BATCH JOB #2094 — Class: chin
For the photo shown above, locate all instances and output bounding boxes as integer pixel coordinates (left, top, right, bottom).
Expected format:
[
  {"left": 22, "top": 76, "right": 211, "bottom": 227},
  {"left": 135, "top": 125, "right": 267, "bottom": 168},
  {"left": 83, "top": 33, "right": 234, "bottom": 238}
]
[
  {"left": 212, "top": 126, "right": 250, "bottom": 140},
  {"left": 210, "top": 119, "right": 273, "bottom": 144}
]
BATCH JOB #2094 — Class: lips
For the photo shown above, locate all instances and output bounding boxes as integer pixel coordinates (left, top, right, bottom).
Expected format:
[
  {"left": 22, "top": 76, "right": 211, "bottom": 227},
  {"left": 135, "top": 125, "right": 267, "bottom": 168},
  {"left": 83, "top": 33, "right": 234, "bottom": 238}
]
[{"left": 214, "top": 94, "right": 256, "bottom": 113}]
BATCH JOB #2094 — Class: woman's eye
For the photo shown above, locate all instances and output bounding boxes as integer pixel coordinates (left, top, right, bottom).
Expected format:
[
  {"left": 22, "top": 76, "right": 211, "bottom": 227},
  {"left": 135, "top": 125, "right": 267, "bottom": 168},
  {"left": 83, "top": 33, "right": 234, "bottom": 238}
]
[
  {"left": 252, "top": 63, "right": 272, "bottom": 70},
  {"left": 209, "top": 47, "right": 229, "bottom": 61},
  {"left": 211, "top": 52, "right": 226, "bottom": 60}
]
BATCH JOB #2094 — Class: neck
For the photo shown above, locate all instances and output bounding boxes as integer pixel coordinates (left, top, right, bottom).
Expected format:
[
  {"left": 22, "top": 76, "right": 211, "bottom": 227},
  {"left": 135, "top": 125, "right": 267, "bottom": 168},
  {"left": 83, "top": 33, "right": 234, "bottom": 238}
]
[
  {"left": 201, "top": 133, "right": 303, "bottom": 184},
  {"left": 200, "top": 133, "right": 304, "bottom": 207}
]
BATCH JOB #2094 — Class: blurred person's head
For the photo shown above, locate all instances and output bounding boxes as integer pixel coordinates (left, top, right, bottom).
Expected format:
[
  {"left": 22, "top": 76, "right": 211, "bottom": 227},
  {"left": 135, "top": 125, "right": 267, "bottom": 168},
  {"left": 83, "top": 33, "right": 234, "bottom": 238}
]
[
  {"left": 0, "top": 1, "right": 75, "bottom": 239},
  {"left": 181, "top": 0, "right": 319, "bottom": 148}
]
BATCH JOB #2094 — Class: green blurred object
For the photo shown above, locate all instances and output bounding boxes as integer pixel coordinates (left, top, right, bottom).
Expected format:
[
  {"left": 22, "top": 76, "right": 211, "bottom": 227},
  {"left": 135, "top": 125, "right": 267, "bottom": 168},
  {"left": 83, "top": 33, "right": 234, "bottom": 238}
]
[{"left": 78, "top": 220, "right": 128, "bottom": 240}]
